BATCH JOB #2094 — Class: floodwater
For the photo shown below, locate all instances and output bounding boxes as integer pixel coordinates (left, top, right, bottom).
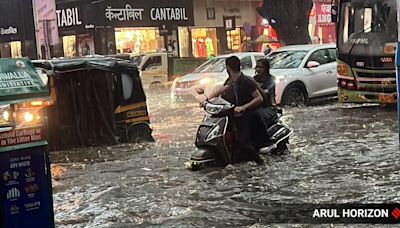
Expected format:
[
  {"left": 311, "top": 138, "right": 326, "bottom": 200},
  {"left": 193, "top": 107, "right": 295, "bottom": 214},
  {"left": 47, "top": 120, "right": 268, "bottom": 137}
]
[{"left": 51, "top": 90, "right": 399, "bottom": 227}]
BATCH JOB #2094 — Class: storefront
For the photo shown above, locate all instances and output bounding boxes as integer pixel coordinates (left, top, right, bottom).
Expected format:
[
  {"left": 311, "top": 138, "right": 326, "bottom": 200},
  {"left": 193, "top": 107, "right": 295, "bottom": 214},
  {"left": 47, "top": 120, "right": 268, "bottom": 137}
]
[
  {"left": 0, "top": 0, "right": 37, "bottom": 59},
  {"left": 53, "top": 0, "right": 194, "bottom": 57},
  {"left": 190, "top": 0, "right": 259, "bottom": 57},
  {"left": 115, "top": 27, "right": 161, "bottom": 54}
]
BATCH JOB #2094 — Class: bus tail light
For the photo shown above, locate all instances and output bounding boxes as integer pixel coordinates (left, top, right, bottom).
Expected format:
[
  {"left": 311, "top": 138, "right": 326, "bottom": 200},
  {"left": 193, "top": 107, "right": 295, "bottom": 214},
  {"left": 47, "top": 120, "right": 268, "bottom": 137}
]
[{"left": 339, "top": 79, "right": 357, "bottom": 90}]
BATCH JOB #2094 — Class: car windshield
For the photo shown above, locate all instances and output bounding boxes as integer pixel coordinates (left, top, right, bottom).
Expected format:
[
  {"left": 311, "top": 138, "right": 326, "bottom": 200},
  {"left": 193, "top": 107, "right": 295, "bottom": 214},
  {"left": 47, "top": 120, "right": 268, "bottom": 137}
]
[
  {"left": 193, "top": 58, "right": 226, "bottom": 73},
  {"left": 267, "top": 51, "right": 307, "bottom": 69}
]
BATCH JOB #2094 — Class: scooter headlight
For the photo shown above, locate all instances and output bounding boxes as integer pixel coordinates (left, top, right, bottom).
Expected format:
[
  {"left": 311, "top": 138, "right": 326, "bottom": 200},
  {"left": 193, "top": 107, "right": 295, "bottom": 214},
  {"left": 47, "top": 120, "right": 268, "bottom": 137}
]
[
  {"left": 205, "top": 125, "right": 221, "bottom": 142},
  {"left": 205, "top": 103, "right": 224, "bottom": 115}
]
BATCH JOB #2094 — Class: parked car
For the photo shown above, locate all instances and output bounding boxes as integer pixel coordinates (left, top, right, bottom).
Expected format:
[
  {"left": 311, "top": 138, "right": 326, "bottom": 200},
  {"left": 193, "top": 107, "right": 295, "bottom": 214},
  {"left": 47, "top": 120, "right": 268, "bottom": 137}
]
[
  {"left": 267, "top": 44, "right": 337, "bottom": 106},
  {"left": 130, "top": 52, "right": 206, "bottom": 90},
  {"left": 170, "top": 52, "right": 265, "bottom": 101}
]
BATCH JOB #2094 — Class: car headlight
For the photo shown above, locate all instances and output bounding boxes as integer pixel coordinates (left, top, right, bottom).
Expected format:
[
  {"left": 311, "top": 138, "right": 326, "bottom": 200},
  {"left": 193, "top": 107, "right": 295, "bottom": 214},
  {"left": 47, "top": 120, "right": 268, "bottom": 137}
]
[
  {"left": 199, "top": 77, "right": 213, "bottom": 85},
  {"left": 205, "top": 103, "right": 224, "bottom": 114},
  {"left": 274, "top": 75, "right": 286, "bottom": 84}
]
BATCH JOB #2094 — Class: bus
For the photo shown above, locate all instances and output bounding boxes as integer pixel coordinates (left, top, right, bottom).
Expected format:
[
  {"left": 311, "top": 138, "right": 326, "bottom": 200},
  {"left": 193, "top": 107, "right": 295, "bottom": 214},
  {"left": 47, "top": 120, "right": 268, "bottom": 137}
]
[{"left": 334, "top": 0, "right": 398, "bottom": 103}]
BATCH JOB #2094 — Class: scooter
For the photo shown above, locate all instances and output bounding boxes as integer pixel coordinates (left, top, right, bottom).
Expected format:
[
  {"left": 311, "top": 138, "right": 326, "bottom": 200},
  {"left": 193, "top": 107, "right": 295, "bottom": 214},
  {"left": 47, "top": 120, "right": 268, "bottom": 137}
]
[{"left": 185, "top": 97, "right": 292, "bottom": 171}]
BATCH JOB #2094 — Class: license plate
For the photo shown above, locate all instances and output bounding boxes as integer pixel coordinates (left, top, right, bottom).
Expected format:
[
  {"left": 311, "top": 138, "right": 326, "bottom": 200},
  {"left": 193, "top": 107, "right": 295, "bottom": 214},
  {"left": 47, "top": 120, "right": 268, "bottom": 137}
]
[{"left": 378, "top": 94, "right": 395, "bottom": 103}]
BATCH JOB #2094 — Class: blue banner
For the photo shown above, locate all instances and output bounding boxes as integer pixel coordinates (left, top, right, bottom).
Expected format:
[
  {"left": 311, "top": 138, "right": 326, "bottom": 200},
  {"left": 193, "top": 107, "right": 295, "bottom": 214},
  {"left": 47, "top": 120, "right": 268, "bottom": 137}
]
[{"left": 0, "top": 146, "right": 54, "bottom": 228}]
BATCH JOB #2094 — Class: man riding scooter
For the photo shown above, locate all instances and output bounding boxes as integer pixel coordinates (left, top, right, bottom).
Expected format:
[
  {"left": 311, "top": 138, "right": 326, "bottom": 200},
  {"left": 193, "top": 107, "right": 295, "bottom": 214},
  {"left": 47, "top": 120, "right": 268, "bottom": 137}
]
[{"left": 194, "top": 56, "right": 265, "bottom": 164}]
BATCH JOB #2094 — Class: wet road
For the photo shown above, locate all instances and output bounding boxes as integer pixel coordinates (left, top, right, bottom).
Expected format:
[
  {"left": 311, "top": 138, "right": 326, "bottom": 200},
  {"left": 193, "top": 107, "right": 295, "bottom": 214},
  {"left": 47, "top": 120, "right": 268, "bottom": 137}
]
[{"left": 51, "top": 90, "right": 399, "bottom": 227}]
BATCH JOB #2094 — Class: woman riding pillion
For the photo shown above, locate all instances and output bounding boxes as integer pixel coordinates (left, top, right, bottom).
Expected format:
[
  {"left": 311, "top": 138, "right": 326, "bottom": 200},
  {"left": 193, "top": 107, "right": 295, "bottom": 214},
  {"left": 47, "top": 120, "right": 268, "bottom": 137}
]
[{"left": 193, "top": 56, "right": 265, "bottom": 164}]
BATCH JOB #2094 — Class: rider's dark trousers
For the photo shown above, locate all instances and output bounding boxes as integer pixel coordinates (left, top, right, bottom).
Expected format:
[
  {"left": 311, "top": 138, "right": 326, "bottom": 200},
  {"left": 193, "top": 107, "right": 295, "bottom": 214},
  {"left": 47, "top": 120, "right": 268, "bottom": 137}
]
[{"left": 233, "top": 110, "right": 262, "bottom": 163}]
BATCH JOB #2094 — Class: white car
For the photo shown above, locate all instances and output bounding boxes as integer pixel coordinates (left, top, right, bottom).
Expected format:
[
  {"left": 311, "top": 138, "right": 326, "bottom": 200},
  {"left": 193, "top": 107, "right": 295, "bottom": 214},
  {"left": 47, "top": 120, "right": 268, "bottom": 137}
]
[
  {"left": 268, "top": 44, "right": 338, "bottom": 106},
  {"left": 170, "top": 52, "right": 265, "bottom": 101}
]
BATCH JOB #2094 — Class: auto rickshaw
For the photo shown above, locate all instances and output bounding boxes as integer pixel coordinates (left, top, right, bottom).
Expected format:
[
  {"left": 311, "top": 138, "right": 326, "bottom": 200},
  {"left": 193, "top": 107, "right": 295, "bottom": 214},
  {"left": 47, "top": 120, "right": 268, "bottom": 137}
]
[{"left": 33, "top": 57, "right": 154, "bottom": 151}]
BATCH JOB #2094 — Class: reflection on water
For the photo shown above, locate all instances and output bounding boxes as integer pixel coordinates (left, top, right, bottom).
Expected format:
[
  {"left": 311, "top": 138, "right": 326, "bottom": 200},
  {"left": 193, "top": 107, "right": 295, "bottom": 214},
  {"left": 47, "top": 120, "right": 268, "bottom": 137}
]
[{"left": 51, "top": 91, "right": 399, "bottom": 227}]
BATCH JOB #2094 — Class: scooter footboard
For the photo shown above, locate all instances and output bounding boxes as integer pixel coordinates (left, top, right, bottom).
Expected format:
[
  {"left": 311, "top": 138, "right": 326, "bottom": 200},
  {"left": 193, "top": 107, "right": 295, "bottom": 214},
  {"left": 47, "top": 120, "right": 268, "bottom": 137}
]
[
  {"left": 190, "top": 148, "right": 217, "bottom": 161},
  {"left": 267, "top": 123, "right": 292, "bottom": 143}
]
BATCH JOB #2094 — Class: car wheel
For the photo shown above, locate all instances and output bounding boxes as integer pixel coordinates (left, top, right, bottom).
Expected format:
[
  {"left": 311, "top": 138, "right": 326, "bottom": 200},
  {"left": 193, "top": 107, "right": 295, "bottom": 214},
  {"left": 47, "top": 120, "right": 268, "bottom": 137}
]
[{"left": 282, "top": 87, "right": 307, "bottom": 107}]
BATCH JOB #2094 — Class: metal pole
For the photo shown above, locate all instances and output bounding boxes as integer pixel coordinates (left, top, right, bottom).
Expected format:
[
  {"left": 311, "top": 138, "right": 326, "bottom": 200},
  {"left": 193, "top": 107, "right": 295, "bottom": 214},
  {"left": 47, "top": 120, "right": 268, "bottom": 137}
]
[
  {"left": 397, "top": 0, "right": 400, "bottom": 145},
  {"left": 32, "top": 0, "right": 42, "bottom": 59},
  {"left": 397, "top": 42, "right": 400, "bottom": 145}
]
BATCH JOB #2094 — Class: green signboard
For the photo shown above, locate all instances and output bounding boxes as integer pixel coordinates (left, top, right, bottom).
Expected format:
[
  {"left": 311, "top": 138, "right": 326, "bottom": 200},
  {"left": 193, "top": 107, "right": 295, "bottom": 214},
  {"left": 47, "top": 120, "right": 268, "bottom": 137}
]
[{"left": 0, "top": 58, "right": 49, "bottom": 104}]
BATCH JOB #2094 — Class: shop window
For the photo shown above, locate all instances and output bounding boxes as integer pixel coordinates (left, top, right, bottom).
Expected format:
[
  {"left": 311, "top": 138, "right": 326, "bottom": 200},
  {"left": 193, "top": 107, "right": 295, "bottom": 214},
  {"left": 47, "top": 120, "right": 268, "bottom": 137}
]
[
  {"left": 115, "top": 28, "right": 161, "bottom": 54},
  {"left": 192, "top": 28, "right": 217, "bottom": 58},
  {"left": 142, "top": 56, "right": 162, "bottom": 71},
  {"left": 63, "top": 35, "right": 76, "bottom": 57},
  {"left": 240, "top": 56, "right": 253, "bottom": 70},
  {"left": 10, "top": 41, "right": 21, "bottom": 58},
  {"left": 178, "top": 27, "right": 189, "bottom": 57},
  {"left": 227, "top": 28, "right": 242, "bottom": 51},
  {"left": 77, "top": 34, "right": 94, "bottom": 56}
]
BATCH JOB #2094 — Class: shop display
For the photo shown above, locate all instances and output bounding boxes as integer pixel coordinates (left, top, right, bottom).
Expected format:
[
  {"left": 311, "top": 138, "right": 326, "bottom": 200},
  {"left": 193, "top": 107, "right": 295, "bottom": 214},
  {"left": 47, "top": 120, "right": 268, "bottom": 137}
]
[
  {"left": 115, "top": 28, "right": 161, "bottom": 54},
  {"left": 10, "top": 41, "right": 22, "bottom": 58},
  {"left": 178, "top": 27, "right": 189, "bottom": 57},
  {"left": 77, "top": 34, "right": 95, "bottom": 56},
  {"left": 63, "top": 35, "right": 76, "bottom": 57},
  {"left": 226, "top": 28, "right": 241, "bottom": 51},
  {"left": 191, "top": 28, "right": 217, "bottom": 58}
]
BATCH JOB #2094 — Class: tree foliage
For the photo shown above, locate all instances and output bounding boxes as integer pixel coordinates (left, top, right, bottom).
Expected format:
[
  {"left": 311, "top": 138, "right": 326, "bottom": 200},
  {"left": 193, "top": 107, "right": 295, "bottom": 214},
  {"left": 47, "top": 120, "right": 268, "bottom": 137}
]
[{"left": 258, "top": 0, "right": 313, "bottom": 45}]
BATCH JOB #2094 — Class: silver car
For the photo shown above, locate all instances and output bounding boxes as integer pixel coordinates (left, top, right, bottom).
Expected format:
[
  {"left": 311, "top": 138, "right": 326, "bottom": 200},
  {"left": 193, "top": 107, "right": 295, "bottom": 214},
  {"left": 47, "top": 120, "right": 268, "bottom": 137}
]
[
  {"left": 170, "top": 52, "right": 265, "bottom": 101},
  {"left": 268, "top": 44, "right": 337, "bottom": 106}
]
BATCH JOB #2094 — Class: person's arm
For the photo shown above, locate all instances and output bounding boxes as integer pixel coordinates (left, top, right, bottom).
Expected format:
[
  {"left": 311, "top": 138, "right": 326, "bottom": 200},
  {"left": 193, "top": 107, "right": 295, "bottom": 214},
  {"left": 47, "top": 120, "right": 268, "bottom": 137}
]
[
  {"left": 192, "top": 84, "right": 228, "bottom": 103},
  {"left": 234, "top": 79, "right": 264, "bottom": 113},
  {"left": 241, "top": 90, "right": 263, "bottom": 111}
]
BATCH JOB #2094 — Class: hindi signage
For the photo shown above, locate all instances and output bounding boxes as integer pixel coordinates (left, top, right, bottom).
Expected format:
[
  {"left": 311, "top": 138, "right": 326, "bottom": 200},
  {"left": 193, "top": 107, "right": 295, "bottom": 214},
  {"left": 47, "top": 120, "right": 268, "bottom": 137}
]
[
  {"left": 56, "top": 0, "right": 194, "bottom": 33},
  {"left": 316, "top": 3, "right": 334, "bottom": 25},
  {"left": 105, "top": 4, "right": 144, "bottom": 22}
]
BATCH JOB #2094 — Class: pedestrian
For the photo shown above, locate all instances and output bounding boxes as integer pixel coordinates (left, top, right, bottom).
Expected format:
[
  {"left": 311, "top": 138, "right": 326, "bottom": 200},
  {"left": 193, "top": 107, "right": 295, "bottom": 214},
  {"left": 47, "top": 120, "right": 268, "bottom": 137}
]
[{"left": 263, "top": 44, "right": 272, "bottom": 55}]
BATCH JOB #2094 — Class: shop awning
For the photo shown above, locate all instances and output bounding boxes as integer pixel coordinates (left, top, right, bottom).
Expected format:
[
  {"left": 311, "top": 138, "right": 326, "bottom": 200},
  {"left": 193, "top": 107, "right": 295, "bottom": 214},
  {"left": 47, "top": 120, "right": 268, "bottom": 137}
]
[
  {"left": 0, "top": 58, "right": 49, "bottom": 104},
  {"left": 255, "top": 35, "right": 279, "bottom": 43}
]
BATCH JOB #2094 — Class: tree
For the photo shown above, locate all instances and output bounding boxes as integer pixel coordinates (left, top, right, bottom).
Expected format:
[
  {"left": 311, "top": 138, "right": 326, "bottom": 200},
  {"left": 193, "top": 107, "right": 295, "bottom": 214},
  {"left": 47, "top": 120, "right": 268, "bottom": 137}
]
[{"left": 258, "top": 0, "right": 313, "bottom": 45}]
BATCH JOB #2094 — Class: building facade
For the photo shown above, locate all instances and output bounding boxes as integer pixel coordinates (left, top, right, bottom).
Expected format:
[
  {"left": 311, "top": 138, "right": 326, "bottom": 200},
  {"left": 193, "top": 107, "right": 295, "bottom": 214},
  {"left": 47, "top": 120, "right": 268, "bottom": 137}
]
[
  {"left": 52, "top": 0, "right": 194, "bottom": 57},
  {"left": 0, "top": 0, "right": 37, "bottom": 59}
]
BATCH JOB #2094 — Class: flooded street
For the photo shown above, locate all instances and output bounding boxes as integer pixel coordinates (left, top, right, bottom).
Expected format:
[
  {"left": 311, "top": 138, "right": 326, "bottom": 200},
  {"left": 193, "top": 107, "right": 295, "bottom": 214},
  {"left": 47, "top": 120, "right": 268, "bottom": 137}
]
[{"left": 51, "top": 90, "right": 399, "bottom": 227}]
